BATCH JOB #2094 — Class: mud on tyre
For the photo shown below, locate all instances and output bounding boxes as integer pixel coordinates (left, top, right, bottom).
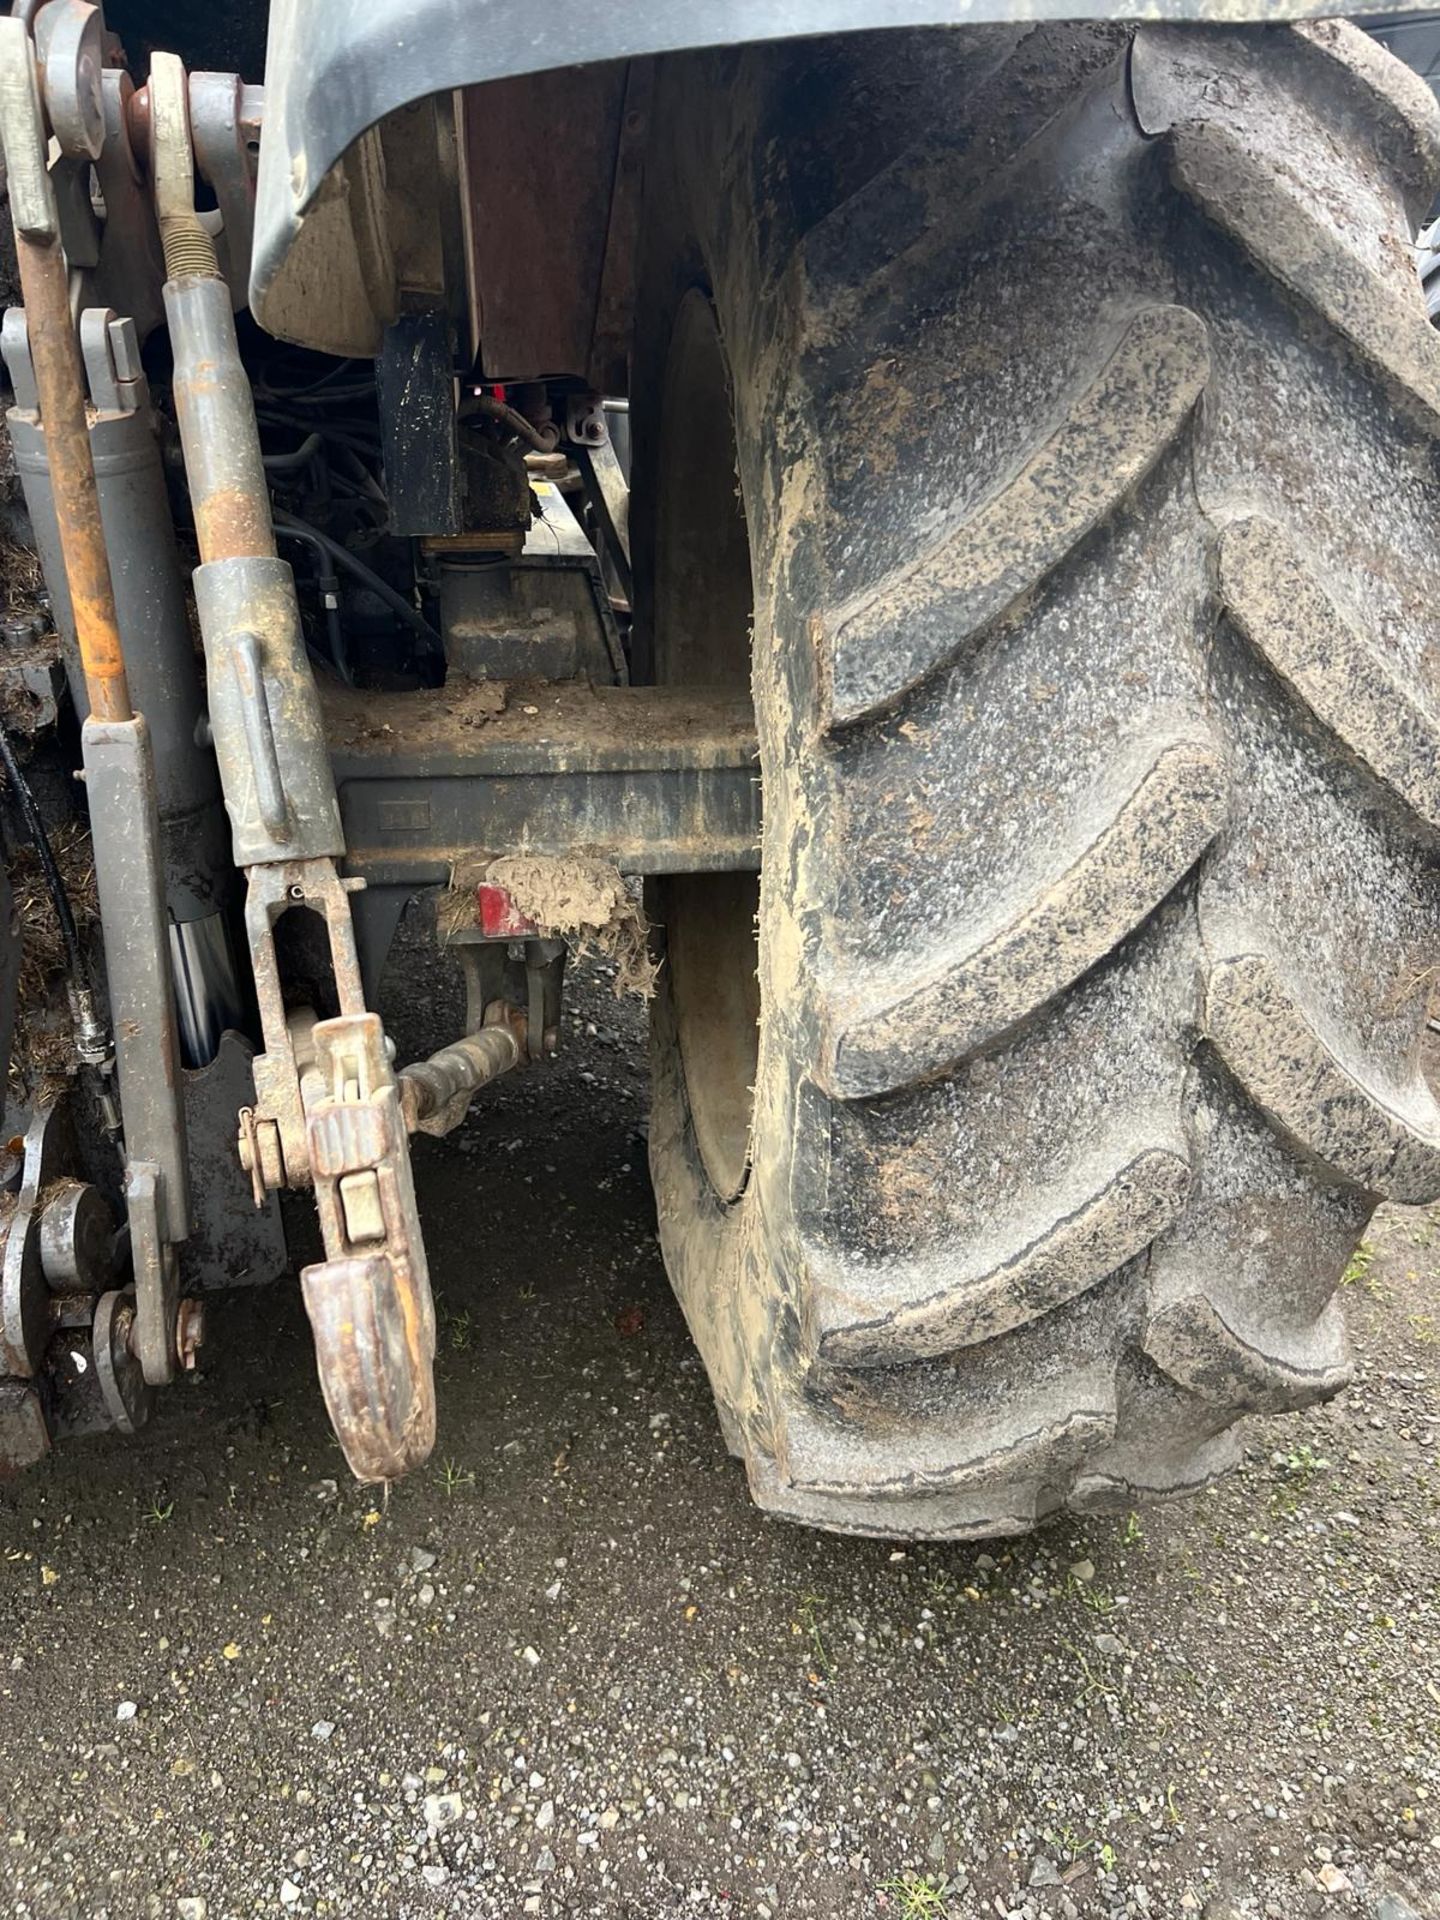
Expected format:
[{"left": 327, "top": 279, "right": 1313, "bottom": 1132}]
[{"left": 632, "top": 21, "right": 1440, "bottom": 1537}]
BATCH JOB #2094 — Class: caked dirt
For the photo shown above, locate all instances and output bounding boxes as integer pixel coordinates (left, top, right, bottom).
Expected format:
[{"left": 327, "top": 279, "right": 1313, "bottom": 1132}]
[{"left": 0, "top": 922, "right": 1435, "bottom": 1920}]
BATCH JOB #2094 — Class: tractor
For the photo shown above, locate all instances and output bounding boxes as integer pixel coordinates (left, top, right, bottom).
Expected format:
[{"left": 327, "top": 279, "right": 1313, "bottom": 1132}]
[{"left": 0, "top": 0, "right": 1437, "bottom": 1538}]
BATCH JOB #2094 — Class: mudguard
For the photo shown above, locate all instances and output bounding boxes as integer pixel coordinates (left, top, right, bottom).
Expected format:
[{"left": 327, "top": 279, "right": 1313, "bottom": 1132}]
[{"left": 250, "top": 0, "right": 1436, "bottom": 356}]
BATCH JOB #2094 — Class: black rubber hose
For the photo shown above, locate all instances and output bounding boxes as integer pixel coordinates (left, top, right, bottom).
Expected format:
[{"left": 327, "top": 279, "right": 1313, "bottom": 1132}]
[
  {"left": 0, "top": 718, "right": 85, "bottom": 982},
  {"left": 272, "top": 509, "right": 441, "bottom": 649},
  {"left": 256, "top": 411, "right": 382, "bottom": 463},
  {"left": 319, "top": 576, "right": 350, "bottom": 685},
  {"left": 265, "top": 519, "right": 352, "bottom": 683},
  {"left": 256, "top": 356, "right": 364, "bottom": 401},
  {"left": 262, "top": 431, "right": 325, "bottom": 473}
]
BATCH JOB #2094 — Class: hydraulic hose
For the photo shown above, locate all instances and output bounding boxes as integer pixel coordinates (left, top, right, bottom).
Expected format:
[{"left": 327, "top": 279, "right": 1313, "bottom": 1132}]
[
  {"left": 267, "top": 516, "right": 351, "bottom": 685},
  {"left": 0, "top": 717, "right": 83, "bottom": 982},
  {"left": 263, "top": 432, "right": 324, "bottom": 474},
  {"left": 0, "top": 716, "right": 108, "bottom": 1065},
  {"left": 273, "top": 509, "right": 441, "bottom": 649}
]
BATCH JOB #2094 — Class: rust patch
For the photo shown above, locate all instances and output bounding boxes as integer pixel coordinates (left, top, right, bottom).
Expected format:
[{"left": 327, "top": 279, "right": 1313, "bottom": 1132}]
[{"left": 194, "top": 485, "right": 274, "bottom": 566}]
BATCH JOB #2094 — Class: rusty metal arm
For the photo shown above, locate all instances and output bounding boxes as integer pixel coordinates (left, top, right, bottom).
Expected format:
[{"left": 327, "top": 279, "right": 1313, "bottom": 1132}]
[
  {"left": 0, "top": 14, "right": 190, "bottom": 1392},
  {"left": 152, "top": 49, "right": 438, "bottom": 1486},
  {"left": 0, "top": 20, "right": 129, "bottom": 724}
]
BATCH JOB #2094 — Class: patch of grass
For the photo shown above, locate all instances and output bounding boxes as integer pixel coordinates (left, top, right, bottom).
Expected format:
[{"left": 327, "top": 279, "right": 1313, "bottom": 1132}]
[
  {"left": 795, "top": 1592, "right": 832, "bottom": 1677},
  {"left": 1341, "top": 1241, "right": 1374, "bottom": 1284},
  {"left": 437, "top": 1457, "right": 475, "bottom": 1498},
  {"left": 1279, "top": 1442, "right": 1329, "bottom": 1482},
  {"left": 1061, "top": 1638, "right": 1107, "bottom": 1708},
  {"left": 879, "top": 1871, "right": 953, "bottom": 1919},
  {"left": 1042, "top": 1822, "right": 1085, "bottom": 1860},
  {"left": 1040, "top": 1824, "right": 1121, "bottom": 1874},
  {"left": 1269, "top": 1442, "right": 1331, "bottom": 1517},
  {"left": 1340, "top": 1241, "right": 1387, "bottom": 1299},
  {"left": 1074, "top": 1580, "right": 1115, "bottom": 1616}
]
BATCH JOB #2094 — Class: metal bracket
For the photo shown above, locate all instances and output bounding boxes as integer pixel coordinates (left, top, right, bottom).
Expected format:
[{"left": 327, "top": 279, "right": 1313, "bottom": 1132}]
[
  {"left": 575, "top": 428, "right": 632, "bottom": 606},
  {"left": 123, "top": 1159, "right": 180, "bottom": 1386},
  {"left": 0, "top": 19, "right": 60, "bottom": 243},
  {"left": 188, "top": 69, "right": 263, "bottom": 309},
  {"left": 93, "top": 1286, "right": 153, "bottom": 1434},
  {"left": 564, "top": 390, "right": 606, "bottom": 448},
  {"left": 442, "top": 922, "right": 562, "bottom": 1068},
  {"left": 78, "top": 306, "right": 142, "bottom": 413},
  {"left": 91, "top": 70, "right": 166, "bottom": 342},
  {"left": 242, "top": 859, "right": 366, "bottom": 1186},
  {"left": 33, "top": 0, "right": 103, "bottom": 160},
  {"left": 0, "top": 1099, "right": 119, "bottom": 1386},
  {"left": 1, "top": 1103, "right": 65, "bottom": 1378},
  {"left": 299, "top": 1013, "right": 437, "bottom": 1483},
  {"left": 84, "top": 710, "right": 191, "bottom": 1384},
  {"left": 235, "top": 857, "right": 440, "bottom": 1483}
]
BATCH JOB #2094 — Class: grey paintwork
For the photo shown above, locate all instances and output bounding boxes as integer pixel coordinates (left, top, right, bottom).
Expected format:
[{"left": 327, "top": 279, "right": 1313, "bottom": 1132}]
[
  {"left": 82, "top": 710, "right": 191, "bottom": 1386},
  {"left": 325, "top": 684, "right": 761, "bottom": 892},
  {"left": 166, "top": 274, "right": 346, "bottom": 870},
  {"left": 2, "top": 310, "right": 232, "bottom": 927},
  {"left": 250, "top": 0, "right": 1439, "bottom": 343}
]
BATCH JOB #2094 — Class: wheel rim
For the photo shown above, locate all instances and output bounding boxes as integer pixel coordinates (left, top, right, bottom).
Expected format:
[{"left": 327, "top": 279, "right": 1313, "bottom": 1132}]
[{"left": 652, "top": 288, "right": 760, "bottom": 1204}]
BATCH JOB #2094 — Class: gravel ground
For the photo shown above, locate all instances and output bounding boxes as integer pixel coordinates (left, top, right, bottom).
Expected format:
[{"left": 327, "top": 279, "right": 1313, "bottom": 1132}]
[{"left": 0, "top": 921, "right": 1437, "bottom": 1920}]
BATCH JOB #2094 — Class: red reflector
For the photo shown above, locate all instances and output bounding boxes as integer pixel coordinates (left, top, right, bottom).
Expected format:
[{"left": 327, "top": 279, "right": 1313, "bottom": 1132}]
[{"left": 476, "top": 882, "right": 537, "bottom": 939}]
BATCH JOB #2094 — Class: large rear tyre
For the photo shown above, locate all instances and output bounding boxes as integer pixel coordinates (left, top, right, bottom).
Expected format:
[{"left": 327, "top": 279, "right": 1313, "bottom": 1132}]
[{"left": 634, "top": 22, "right": 1440, "bottom": 1537}]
